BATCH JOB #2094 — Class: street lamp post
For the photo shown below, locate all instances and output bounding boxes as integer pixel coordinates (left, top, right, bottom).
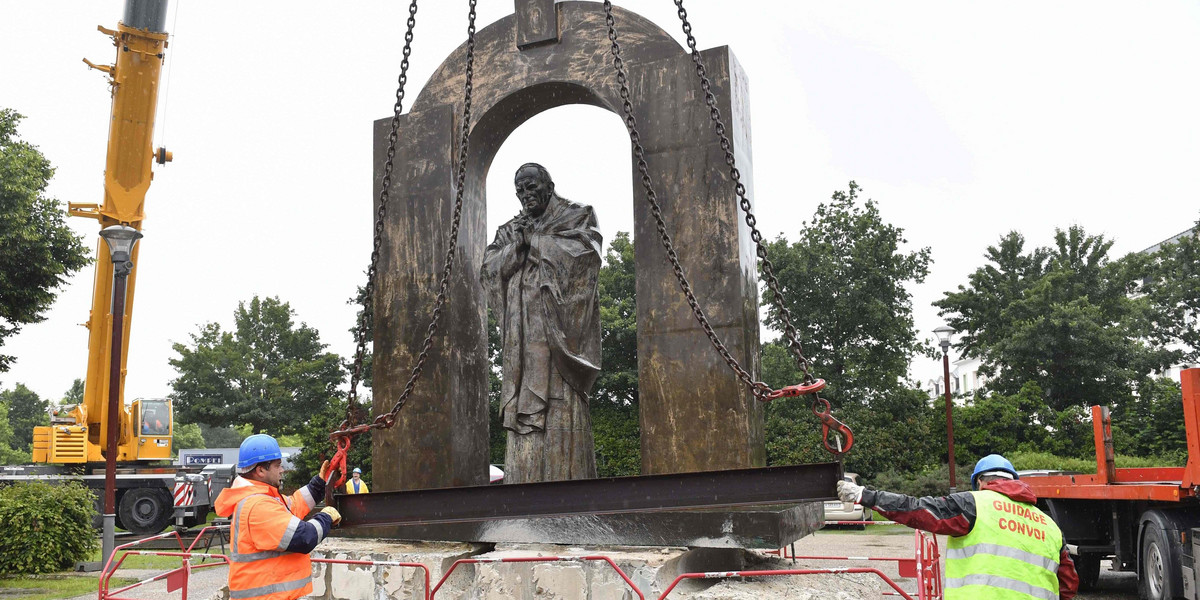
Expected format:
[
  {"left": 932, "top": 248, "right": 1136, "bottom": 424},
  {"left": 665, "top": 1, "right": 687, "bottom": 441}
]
[
  {"left": 98, "top": 225, "right": 143, "bottom": 569},
  {"left": 934, "top": 325, "right": 957, "bottom": 494}
]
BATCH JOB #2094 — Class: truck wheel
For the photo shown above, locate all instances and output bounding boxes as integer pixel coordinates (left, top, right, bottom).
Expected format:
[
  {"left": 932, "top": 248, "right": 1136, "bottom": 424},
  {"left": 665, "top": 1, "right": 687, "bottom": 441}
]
[
  {"left": 119, "top": 488, "right": 173, "bottom": 534},
  {"left": 1138, "top": 521, "right": 1173, "bottom": 600},
  {"left": 1074, "top": 552, "right": 1101, "bottom": 591}
]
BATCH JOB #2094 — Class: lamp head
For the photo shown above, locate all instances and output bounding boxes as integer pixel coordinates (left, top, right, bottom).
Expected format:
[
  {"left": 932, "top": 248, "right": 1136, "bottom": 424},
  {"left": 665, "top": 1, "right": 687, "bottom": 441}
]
[
  {"left": 933, "top": 325, "right": 955, "bottom": 353},
  {"left": 98, "top": 225, "right": 143, "bottom": 259}
]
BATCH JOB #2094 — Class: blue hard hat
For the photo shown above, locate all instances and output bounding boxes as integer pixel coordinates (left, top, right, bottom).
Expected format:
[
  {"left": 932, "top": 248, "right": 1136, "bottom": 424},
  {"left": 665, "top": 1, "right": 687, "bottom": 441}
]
[
  {"left": 971, "top": 454, "right": 1019, "bottom": 489},
  {"left": 352, "top": 467, "right": 362, "bottom": 474},
  {"left": 238, "top": 434, "right": 283, "bottom": 470}
]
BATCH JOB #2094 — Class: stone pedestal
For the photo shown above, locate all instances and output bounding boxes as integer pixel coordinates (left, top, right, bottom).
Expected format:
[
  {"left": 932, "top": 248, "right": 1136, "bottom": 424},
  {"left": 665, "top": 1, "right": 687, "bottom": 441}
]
[{"left": 279, "top": 537, "right": 894, "bottom": 600}]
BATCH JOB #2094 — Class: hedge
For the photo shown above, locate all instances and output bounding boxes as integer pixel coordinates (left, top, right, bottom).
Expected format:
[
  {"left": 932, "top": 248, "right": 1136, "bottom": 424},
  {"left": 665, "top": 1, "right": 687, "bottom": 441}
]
[{"left": 0, "top": 481, "right": 98, "bottom": 574}]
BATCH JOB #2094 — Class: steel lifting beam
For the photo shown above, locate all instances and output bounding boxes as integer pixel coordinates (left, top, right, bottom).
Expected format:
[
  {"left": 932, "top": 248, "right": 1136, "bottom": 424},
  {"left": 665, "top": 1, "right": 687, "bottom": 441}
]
[{"left": 334, "top": 462, "right": 841, "bottom": 527}]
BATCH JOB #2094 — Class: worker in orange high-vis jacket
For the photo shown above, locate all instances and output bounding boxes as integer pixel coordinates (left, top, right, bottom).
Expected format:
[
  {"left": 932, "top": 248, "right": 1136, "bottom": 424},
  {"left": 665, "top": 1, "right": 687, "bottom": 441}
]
[{"left": 215, "top": 434, "right": 342, "bottom": 600}]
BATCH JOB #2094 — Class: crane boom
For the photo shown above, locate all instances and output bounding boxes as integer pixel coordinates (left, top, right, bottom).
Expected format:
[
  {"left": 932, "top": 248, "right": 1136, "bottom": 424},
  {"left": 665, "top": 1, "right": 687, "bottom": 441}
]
[{"left": 33, "top": 0, "right": 173, "bottom": 464}]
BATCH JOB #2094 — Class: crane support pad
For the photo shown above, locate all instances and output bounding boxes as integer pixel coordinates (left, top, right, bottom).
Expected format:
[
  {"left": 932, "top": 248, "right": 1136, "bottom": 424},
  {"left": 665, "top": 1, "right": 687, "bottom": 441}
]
[{"left": 334, "top": 462, "right": 841, "bottom": 527}]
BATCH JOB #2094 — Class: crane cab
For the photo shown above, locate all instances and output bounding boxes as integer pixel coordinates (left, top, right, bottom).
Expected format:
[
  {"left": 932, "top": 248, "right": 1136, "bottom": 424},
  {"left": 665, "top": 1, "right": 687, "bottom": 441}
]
[
  {"left": 32, "top": 397, "right": 173, "bottom": 463},
  {"left": 131, "top": 398, "right": 173, "bottom": 460}
]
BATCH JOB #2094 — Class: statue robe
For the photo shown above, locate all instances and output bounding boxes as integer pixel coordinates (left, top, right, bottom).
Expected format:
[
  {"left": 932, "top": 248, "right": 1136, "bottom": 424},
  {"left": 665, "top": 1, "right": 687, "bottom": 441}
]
[{"left": 480, "top": 194, "right": 602, "bottom": 483}]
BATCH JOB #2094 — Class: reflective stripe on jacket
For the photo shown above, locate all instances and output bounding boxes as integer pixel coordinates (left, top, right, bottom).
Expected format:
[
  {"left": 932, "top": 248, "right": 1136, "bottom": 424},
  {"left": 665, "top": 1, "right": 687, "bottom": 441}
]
[
  {"left": 945, "top": 489, "right": 1063, "bottom": 600},
  {"left": 217, "top": 477, "right": 327, "bottom": 600}
]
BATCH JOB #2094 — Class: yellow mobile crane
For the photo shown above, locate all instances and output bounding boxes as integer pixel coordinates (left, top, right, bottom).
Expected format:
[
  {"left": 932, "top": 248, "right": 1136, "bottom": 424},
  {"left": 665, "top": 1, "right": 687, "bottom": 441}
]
[
  {"left": 33, "top": 0, "right": 172, "bottom": 464},
  {"left": 0, "top": 0, "right": 214, "bottom": 535}
]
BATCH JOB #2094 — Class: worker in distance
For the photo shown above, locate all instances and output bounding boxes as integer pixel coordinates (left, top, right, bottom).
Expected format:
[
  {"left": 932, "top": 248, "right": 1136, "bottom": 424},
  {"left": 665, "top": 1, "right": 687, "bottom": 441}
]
[
  {"left": 838, "top": 454, "right": 1079, "bottom": 599},
  {"left": 215, "top": 434, "right": 342, "bottom": 600}
]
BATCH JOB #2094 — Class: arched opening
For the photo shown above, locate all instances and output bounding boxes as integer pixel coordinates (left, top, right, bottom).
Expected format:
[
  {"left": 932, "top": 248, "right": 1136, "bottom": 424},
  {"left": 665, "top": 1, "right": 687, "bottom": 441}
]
[{"left": 483, "top": 102, "right": 638, "bottom": 475}]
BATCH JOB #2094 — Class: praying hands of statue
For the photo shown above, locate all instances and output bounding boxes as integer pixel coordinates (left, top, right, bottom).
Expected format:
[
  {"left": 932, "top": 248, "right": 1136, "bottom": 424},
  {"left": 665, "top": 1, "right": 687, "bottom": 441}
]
[
  {"left": 512, "top": 213, "right": 533, "bottom": 249},
  {"left": 494, "top": 214, "right": 533, "bottom": 281}
]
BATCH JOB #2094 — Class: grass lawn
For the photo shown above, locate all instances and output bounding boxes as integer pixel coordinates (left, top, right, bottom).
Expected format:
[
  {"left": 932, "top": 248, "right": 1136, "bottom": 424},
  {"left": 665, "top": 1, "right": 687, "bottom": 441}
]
[{"left": 0, "top": 575, "right": 137, "bottom": 600}]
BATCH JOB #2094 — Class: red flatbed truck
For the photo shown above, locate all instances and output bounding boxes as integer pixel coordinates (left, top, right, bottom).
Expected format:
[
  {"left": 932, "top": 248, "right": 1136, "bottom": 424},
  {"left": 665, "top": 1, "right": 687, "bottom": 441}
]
[{"left": 1022, "top": 367, "right": 1200, "bottom": 599}]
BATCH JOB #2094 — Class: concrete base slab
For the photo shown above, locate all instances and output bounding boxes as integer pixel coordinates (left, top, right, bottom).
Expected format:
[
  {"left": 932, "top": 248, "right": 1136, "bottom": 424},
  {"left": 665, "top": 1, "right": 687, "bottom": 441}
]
[
  {"left": 285, "top": 537, "right": 892, "bottom": 600},
  {"left": 332, "top": 503, "right": 822, "bottom": 549}
]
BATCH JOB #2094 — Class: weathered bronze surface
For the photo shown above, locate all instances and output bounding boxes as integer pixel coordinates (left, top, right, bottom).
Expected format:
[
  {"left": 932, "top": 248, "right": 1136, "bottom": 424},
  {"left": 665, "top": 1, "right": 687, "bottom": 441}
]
[
  {"left": 516, "top": 0, "right": 558, "bottom": 49},
  {"left": 372, "top": 1, "right": 762, "bottom": 491},
  {"left": 481, "top": 164, "right": 601, "bottom": 483},
  {"left": 334, "top": 503, "right": 824, "bottom": 550}
]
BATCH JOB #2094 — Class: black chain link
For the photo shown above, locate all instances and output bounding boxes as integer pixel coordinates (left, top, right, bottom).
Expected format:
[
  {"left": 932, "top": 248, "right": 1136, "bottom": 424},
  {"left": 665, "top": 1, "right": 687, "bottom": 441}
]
[
  {"left": 604, "top": 2, "right": 851, "bottom": 454},
  {"left": 339, "top": 0, "right": 478, "bottom": 437},
  {"left": 602, "top": 1, "right": 772, "bottom": 400},
  {"left": 671, "top": 0, "right": 812, "bottom": 383},
  {"left": 344, "top": 0, "right": 419, "bottom": 430},
  {"left": 669, "top": 0, "right": 852, "bottom": 454}
]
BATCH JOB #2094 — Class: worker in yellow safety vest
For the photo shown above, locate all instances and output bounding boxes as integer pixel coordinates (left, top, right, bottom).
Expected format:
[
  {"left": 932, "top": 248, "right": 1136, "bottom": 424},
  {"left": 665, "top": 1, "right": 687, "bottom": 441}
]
[
  {"left": 837, "top": 454, "right": 1079, "bottom": 600},
  {"left": 345, "top": 467, "right": 369, "bottom": 494},
  {"left": 214, "top": 434, "right": 342, "bottom": 600}
]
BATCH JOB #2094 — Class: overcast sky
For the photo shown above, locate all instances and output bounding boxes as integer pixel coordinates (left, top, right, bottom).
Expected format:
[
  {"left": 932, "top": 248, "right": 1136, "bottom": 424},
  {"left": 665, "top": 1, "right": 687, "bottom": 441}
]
[{"left": 2, "top": 1, "right": 1198, "bottom": 407}]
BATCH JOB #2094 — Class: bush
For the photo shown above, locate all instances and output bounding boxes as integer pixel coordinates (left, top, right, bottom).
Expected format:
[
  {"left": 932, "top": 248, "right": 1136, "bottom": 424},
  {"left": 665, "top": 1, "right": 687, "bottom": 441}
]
[
  {"left": 0, "top": 481, "right": 97, "bottom": 574},
  {"left": 1009, "top": 450, "right": 1186, "bottom": 472},
  {"left": 868, "top": 463, "right": 974, "bottom": 497}
]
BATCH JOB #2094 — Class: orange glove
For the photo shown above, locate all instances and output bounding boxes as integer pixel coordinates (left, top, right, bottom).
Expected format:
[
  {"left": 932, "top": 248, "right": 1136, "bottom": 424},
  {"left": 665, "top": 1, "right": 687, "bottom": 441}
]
[
  {"left": 318, "top": 460, "right": 331, "bottom": 481},
  {"left": 320, "top": 506, "right": 342, "bottom": 527}
]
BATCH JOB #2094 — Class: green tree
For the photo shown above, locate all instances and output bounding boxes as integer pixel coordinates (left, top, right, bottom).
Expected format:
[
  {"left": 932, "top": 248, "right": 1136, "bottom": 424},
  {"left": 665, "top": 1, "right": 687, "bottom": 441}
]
[
  {"left": 172, "top": 421, "right": 206, "bottom": 456},
  {"left": 758, "top": 182, "right": 936, "bottom": 478},
  {"left": 288, "top": 398, "right": 370, "bottom": 491},
  {"left": 955, "top": 382, "right": 1052, "bottom": 461},
  {"left": 593, "top": 232, "right": 638, "bottom": 407},
  {"left": 169, "top": 296, "right": 344, "bottom": 436},
  {"left": 936, "top": 226, "right": 1188, "bottom": 413},
  {"left": 591, "top": 233, "right": 641, "bottom": 475},
  {"left": 1111, "top": 376, "right": 1188, "bottom": 462},
  {"left": 1143, "top": 219, "right": 1200, "bottom": 359},
  {"left": 0, "top": 398, "right": 31, "bottom": 464},
  {"left": 60, "top": 377, "right": 84, "bottom": 406},
  {"left": 198, "top": 423, "right": 246, "bottom": 449},
  {"left": 0, "top": 109, "right": 90, "bottom": 372},
  {"left": 0, "top": 383, "right": 48, "bottom": 453},
  {"left": 761, "top": 182, "right": 933, "bottom": 402},
  {"left": 288, "top": 284, "right": 377, "bottom": 490},
  {"left": 487, "top": 309, "right": 505, "bottom": 465}
]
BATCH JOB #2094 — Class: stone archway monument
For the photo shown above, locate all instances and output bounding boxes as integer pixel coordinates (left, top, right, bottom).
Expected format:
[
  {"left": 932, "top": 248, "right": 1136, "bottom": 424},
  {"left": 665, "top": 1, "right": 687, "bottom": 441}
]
[{"left": 372, "top": 0, "right": 764, "bottom": 491}]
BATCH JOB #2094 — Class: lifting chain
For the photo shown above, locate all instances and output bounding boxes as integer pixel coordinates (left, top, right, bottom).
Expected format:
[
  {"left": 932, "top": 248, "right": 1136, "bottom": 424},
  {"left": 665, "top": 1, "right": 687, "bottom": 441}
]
[
  {"left": 603, "top": 1, "right": 852, "bottom": 456},
  {"left": 328, "top": 0, "right": 479, "bottom": 490}
]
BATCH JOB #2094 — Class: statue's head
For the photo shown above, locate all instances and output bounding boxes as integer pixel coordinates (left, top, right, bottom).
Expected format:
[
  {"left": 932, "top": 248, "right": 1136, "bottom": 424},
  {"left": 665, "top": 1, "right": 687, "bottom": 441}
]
[{"left": 514, "top": 163, "right": 554, "bottom": 218}]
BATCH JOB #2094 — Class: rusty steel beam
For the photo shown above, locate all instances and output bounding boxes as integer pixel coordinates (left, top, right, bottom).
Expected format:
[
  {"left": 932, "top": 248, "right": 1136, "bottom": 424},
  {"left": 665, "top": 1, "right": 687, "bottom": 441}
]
[{"left": 334, "top": 462, "right": 841, "bottom": 527}]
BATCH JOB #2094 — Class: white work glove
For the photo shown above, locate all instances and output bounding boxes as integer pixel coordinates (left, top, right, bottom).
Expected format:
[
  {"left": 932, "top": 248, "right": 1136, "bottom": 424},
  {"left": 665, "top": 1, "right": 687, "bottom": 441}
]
[
  {"left": 837, "top": 479, "right": 864, "bottom": 503},
  {"left": 320, "top": 506, "right": 342, "bottom": 527}
]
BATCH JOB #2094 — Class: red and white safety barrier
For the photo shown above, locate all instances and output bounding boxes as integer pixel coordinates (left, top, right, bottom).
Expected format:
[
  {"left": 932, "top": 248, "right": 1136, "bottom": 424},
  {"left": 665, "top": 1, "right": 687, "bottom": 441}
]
[
  {"left": 657, "top": 567, "right": 917, "bottom": 600},
  {"left": 98, "top": 527, "right": 432, "bottom": 600},
  {"left": 763, "top": 529, "right": 943, "bottom": 600}
]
